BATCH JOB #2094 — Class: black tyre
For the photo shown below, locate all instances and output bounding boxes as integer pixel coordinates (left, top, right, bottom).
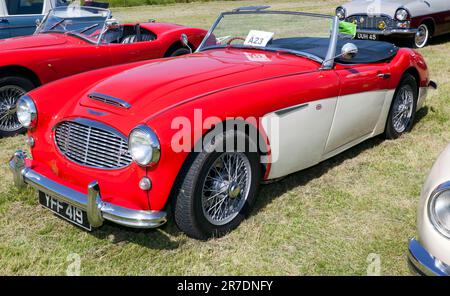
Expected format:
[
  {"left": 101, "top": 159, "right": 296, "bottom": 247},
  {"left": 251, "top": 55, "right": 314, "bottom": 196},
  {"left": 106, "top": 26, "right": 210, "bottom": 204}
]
[
  {"left": 169, "top": 47, "right": 191, "bottom": 57},
  {"left": 0, "top": 76, "right": 35, "bottom": 137},
  {"left": 412, "top": 23, "right": 430, "bottom": 48},
  {"left": 174, "top": 129, "right": 261, "bottom": 240},
  {"left": 385, "top": 74, "right": 418, "bottom": 139}
]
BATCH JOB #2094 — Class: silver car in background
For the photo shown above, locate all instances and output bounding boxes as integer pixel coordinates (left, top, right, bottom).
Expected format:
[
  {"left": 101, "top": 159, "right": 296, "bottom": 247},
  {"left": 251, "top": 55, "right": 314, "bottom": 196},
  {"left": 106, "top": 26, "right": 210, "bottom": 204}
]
[{"left": 336, "top": 0, "right": 450, "bottom": 48}]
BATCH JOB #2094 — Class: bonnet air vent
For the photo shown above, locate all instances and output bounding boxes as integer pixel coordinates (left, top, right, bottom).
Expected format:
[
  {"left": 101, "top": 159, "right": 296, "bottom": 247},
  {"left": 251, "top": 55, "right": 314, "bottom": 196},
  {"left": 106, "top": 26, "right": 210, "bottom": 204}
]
[{"left": 88, "top": 92, "right": 131, "bottom": 109}]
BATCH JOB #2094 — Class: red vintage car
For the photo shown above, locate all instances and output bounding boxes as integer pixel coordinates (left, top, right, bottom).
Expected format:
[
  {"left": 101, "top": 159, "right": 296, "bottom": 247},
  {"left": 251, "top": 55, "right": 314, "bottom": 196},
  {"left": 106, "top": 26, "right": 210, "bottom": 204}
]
[
  {"left": 0, "top": 5, "right": 206, "bottom": 136},
  {"left": 10, "top": 8, "right": 436, "bottom": 239}
]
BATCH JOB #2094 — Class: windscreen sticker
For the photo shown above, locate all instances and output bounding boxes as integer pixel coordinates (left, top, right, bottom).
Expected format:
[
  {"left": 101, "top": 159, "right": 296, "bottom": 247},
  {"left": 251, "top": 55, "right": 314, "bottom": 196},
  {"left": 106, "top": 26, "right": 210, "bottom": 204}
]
[
  {"left": 244, "top": 52, "right": 271, "bottom": 62},
  {"left": 244, "top": 30, "right": 274, "bottom": 47}
]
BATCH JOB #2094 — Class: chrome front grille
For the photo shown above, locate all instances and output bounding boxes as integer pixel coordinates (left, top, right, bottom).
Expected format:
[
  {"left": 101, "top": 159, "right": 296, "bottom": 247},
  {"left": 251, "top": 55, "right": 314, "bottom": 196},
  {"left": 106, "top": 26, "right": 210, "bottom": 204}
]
[
  {"left": 55, "top": 120, "right": 132, "bottom": 169},
  {"left": 346, "top": 15, "right": 394, "bottom": 30}
]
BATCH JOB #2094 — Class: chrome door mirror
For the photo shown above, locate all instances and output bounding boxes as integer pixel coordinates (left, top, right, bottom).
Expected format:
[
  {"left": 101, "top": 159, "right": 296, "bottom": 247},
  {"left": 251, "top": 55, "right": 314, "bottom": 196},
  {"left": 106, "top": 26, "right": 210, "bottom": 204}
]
[
  {"left": 180, "top": 33, "right": 192, "bottom": 53},
  {"left": 341, "top": 43, "right": 358, "bottom": 60}
]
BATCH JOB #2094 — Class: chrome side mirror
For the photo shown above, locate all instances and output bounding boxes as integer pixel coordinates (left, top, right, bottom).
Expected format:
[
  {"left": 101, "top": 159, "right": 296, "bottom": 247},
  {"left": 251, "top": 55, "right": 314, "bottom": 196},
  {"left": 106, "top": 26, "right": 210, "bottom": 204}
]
[
  {"left": 180, "top": 33, "right": 192, "bottom": 53},
  {"left": 341, "top": 43, "right": 358, "bottom": 60}
]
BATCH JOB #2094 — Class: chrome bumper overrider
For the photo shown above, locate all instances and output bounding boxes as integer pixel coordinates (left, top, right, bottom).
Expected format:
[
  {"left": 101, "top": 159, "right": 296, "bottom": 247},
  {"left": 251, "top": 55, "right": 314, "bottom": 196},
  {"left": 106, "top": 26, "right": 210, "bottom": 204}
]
[
  {"left": 356, "top": 28, "right": 417, "bottom": 36},
  {"left": 9, "top": 150, "right": 167, "bottom": 229},
  {"left": 408, "top": 239, "right": 449, "bottom": 276}
]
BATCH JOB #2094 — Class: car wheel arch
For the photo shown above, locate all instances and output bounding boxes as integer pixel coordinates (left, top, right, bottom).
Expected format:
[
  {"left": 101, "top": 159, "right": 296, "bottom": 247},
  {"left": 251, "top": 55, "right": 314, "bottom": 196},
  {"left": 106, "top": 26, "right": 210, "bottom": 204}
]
[
  {"left": 0, "top": 65, "right": 41, "bottom": 87},
  {"left": 164, "top": 40, "right": 194, "bottom": 57},
  {"left": 404, "top": 67, "right": 420, "bottom": 93},
  {"left": 166, "top": 119, "right": 270, "bottom": 210},
  {"left": 421, "top": 18, "right": 436, "bottom": 37}
]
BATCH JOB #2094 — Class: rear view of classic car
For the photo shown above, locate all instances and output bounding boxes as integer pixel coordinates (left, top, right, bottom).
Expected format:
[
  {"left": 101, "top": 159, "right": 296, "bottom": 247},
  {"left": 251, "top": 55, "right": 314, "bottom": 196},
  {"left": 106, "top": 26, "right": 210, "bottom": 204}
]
[
  {"left": 9, "top": 7, "right": 436, "bottom": 240},
  {"left": 336, "top": 0, "right": 450, "bottom": 48},
  {"left": 0, "top": 5, "right": 206, "bottom": 137},
  {"left": 408, "top": 144, "right": 450, "bottom": 276}
]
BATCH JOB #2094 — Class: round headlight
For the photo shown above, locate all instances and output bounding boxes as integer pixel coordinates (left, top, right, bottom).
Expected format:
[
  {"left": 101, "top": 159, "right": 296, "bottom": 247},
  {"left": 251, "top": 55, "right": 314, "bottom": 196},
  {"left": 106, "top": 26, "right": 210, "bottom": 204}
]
[
  {"left": 429, "top": 186, "right": 450, "bottom": 238},
  {"left": 395, "top": 8, "right": 409, "bottom": 21},
  {"left": 336, "top": 7, "right": 346, "bottom": 20},
  {"left": 17, "top": 95, "right": 37, "bottom": 128},
  {"left": 128, "top": 125, "right": 160, "bottom": 167}
]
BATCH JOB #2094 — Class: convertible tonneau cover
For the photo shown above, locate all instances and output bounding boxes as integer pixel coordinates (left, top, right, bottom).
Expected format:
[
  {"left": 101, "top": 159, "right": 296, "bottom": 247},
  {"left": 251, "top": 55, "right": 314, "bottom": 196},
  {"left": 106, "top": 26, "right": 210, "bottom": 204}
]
[{"left": 270, "top": 38, "right": 398, "bottom": 64}]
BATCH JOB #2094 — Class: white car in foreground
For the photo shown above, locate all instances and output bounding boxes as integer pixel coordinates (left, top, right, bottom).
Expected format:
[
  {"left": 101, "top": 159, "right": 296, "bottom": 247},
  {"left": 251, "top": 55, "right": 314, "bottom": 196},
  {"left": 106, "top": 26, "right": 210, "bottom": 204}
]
[{"left": 409, "top": 144, "right": 450, "bottom": 275}]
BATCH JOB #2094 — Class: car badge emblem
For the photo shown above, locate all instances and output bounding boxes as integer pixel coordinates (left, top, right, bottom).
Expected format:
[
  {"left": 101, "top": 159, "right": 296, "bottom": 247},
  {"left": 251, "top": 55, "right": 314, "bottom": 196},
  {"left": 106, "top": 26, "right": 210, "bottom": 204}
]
[
  {"left": 119, "top": 149, "right": 129, "bottom": 156},
  {"left": 87, "top": 109, "right": 107, "bottom": 116},
  {"left": 359, "top": 17, "right": 365, "bottom": 23},
  {"left": 316, "top": 104, "right": 322, "bottom": 110}
]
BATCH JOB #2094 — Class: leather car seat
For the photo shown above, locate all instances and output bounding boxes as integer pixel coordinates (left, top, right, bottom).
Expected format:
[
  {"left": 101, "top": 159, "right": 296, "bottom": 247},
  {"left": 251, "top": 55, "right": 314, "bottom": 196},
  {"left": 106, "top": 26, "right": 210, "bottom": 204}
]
[{"left": 121, "top": 35, "right": 138, "bottom": 44}]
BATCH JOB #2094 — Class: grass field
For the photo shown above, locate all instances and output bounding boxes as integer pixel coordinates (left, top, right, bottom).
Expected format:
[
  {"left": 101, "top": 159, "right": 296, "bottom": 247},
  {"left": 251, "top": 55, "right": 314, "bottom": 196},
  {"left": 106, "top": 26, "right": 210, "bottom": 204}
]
[{"left": 1, "top": 0, "right": 450, "bottom": 275}]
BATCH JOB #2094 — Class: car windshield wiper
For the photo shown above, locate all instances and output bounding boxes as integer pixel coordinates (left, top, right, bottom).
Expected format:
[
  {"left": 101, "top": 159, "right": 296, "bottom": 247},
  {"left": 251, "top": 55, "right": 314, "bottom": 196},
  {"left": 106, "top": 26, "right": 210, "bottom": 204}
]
[
  {"left": 66, "top": 23, "right": 99, "bottom": 35},
  {"left": 46, "top": 18, "right": 66, "bottom": 31}
]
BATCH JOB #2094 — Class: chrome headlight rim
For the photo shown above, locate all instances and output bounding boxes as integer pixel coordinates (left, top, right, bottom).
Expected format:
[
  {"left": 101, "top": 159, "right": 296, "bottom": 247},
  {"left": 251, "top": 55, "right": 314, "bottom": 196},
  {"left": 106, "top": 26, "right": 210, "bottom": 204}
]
[
  {"left": 128, "top": 124, "right": 160, "bottom": 167},
  {"left": 428, "top": 181, "right": 450, "bottom": 239},
  {"left": 336, "top": 7, "right": 346, "bottom": 20},
  {"left": 17, "top": 95, "right": 37, "bottom": 129},
  {"left": 395, "top": 8, "right": 409, "bottom": 21}
]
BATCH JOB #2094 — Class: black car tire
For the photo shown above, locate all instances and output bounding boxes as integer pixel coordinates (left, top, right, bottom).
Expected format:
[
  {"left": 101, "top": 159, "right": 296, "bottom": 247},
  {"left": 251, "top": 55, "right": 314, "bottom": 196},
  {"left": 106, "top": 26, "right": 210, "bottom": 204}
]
[
  {"left": 173, "top": 128, "right": 261, "bottom": 240},
  {"left": 0, "top": 76, "right": 35, "bottom": 137},
  {"left": 169, "top": 47, "right": 191, "bottom": 57},
  {"left": 385, "top": 73, "right": 418, "bottom": 139}
]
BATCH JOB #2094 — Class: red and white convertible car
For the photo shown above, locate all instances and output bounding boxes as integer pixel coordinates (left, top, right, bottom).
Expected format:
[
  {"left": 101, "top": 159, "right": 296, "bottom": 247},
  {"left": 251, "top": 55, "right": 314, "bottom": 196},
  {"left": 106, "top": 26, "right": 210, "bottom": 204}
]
[
  {"left": 0, "top": 5, "right": 206, "bottom": 136},
  {"left": 10, "top": 7, "right": 436, "bottom": 239}
]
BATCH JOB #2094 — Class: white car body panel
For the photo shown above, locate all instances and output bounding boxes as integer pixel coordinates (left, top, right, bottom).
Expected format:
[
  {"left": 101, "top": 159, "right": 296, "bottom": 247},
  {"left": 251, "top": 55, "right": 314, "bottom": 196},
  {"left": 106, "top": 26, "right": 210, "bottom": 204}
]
[
  {"left": 324, "top": 90, "right": 388, "bottom": 153},
  {"left": 341, "top": 0, "right": 448, "bottom": 19},
  {"left": 262, "top": 89, "right": 397, "bottom": 179},
  {"left": 262, "top": 98, "right": 337, "bottom": 179}
]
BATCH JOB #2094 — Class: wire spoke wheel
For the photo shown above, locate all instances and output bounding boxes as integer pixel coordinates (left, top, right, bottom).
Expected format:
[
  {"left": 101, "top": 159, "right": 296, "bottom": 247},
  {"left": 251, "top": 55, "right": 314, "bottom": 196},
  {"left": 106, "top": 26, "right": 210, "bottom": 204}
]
[
  {"left": 0, "top": 85, "right": 25, "bottom": 132},
  {"left": 201, "top": 152, "right": 252, "bottom": 226},
  {"left": 392, "top": 85, "right": 414, "bottom": 133}
]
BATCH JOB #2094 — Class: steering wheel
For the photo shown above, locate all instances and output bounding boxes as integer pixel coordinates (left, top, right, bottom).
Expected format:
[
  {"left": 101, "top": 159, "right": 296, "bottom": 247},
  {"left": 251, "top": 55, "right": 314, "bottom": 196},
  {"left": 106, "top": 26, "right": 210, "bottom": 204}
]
[{"left": 226, "top": 36, "right": 245, "bottom": 45}]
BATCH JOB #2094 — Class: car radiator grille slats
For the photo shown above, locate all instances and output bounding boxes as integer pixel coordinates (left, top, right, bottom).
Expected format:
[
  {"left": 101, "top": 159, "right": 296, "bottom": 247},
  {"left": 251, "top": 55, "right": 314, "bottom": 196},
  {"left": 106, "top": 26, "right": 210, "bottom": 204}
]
[
  {"left": 346, "top": 15, "right": 393, "bottom": 30},
  {"left": 55, "top": 121, "right": 132, "bottom": 169}
]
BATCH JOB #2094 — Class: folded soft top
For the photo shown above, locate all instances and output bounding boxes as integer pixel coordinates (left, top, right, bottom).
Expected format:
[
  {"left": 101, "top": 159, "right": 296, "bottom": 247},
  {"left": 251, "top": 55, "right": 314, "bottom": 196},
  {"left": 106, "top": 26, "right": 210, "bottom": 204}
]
[{"left": 269, "top": 37, "right": 398, "bottom": 64}]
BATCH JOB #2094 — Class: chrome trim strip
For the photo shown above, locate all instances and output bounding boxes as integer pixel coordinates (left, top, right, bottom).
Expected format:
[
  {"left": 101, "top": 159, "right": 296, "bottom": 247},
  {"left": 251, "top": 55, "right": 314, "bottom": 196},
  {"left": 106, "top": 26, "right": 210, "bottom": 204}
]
[
  {"left": 9, "top": 150, "right": 167, "bottom": 229},
  {"left": 88, "top": 92, "right": 131, "bottom": 109},
  {"left": 408, "top": 239, "right": 449, "bottom": 276},
  {"left": 274, "top": 103, "right": 309, "bottom": 116},
  {"left": 355, "top": 28, "right": 417, "bottom": 35}
]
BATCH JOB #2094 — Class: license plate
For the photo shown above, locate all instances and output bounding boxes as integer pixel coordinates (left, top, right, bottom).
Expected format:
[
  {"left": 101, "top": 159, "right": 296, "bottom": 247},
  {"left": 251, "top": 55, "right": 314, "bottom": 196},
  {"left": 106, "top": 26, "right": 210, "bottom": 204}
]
[
  {"left": 356, "top": 33, "right": 378, "bottom": 40},
  {"left": 39, "top": 192, "right": 92, "bottom": 231}
]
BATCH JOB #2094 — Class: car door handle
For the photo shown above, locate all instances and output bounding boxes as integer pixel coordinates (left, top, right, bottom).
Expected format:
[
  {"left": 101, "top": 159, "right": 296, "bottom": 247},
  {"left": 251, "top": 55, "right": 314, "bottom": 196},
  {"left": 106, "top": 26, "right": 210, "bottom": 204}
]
[
  {"left": 377, "top": 73, "right": 391, "bottom": 79},
  {"left": 0, "top": 18, "right": 9, "bottom": 24}
]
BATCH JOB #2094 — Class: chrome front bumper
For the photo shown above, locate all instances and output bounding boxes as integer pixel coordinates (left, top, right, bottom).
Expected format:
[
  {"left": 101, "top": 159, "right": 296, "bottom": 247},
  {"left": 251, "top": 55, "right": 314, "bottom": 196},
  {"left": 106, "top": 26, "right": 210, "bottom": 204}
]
[
  {"left": 356, "top": 28, "right": 417, "bottom": 36},
  {"left": 408, "top": 239, "right": 449, "bottom": 276},
  {"left": 9, "top": 150, "right": 167, "bottom": 229}
]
